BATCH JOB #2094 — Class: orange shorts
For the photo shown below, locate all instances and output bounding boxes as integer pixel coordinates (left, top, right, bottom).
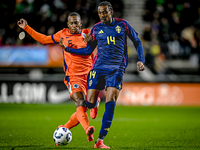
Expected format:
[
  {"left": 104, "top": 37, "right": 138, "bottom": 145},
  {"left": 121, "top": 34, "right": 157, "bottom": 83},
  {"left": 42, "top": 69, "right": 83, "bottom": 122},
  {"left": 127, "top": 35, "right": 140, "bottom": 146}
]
[{"left": 64, "top": 75, "right": 88, "bottom": 98}]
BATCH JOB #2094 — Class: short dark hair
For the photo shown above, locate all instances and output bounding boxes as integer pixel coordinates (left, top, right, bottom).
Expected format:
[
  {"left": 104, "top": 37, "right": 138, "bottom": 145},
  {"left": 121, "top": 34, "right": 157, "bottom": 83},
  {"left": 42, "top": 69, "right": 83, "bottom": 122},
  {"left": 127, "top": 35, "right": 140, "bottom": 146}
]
[
  {"left": 68, "top": 12, "right": 81, "bottom": 20},
  {"left": 98, "top": 1, "right": 113, "bottom": 11}
]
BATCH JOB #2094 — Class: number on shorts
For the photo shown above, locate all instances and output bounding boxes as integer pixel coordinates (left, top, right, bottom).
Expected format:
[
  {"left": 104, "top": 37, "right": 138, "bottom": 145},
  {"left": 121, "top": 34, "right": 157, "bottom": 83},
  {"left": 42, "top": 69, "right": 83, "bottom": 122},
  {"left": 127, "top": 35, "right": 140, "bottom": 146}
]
[{"left": 89, "top": 70, "right": 96, "bottom": 79}]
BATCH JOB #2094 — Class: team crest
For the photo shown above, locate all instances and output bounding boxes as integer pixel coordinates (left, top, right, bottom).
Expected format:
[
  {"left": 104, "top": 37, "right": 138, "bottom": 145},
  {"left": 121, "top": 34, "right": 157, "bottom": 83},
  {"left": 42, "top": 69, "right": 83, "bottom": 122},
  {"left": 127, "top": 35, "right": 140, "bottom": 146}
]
[
  {"left": 115, "top": 25, "right": 121, "bottom": 33},
  {"left": 119, "top": 84, "right": 121, "bottom": 89},
  {"left": 73, "top": 84, "right": 79, "bottom": 88},
  {"left": 89, "top": 80, "right": 93, "bottom": 86}
]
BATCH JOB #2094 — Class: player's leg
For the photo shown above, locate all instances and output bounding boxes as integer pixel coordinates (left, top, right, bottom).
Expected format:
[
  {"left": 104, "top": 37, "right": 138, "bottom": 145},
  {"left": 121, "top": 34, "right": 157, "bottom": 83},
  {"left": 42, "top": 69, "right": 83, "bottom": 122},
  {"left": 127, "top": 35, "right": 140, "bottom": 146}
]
[
  {"left": 94, "top": 70, "right": 123, "bottom": 149},
  {"left": 94, "top": 87, "right": 120, "bottom": 149},
  {"left": 63, "top": 112, "right": 79, "bottom": 129},
  {"left": 87, "top": 89, "right": 102, "bottom": 120},
  {"left": 86, "top": 69, "right": 105, "bottom": 110},
  {"left": 87, "top": 70, "right": 101, "bottom": 119},
  {"left": 63, "top": 76, "right": 95, "bottom": 142},
  {"left": 59, "top": 78, "right": 80, "bottom": 130},
  {"left": 90, "top": 96, "right": 101, "bottom": 119},
  {"left": 72, "top": 92, "right": 95, "bottom": 142},
  {"left": 57, "top": 94, "right": 83, "bottom": 130},
  {"left": 86, "top": 89, "right": 100, "bottom": 108},
  {"left": 72, "top": 91, "right": 90, "bottom": 131}
]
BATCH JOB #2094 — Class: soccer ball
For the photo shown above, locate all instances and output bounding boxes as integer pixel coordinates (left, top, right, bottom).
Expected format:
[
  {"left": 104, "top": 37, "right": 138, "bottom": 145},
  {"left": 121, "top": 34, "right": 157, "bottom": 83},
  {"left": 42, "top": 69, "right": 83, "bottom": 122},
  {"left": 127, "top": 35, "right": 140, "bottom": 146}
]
[{"left": 53, "top": 127, "right": 72, "bottom": 146}]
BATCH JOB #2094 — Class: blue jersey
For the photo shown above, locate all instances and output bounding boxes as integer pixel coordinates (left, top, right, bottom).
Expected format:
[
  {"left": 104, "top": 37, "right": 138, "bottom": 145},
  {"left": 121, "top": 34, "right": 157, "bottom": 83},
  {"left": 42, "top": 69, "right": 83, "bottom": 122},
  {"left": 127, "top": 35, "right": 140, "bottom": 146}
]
[
  {"left": 65, "top": 18, "right": 145, "bottom": 72},
  {"left": 91, "top": 18, "right": 144, "bottom": 72}
]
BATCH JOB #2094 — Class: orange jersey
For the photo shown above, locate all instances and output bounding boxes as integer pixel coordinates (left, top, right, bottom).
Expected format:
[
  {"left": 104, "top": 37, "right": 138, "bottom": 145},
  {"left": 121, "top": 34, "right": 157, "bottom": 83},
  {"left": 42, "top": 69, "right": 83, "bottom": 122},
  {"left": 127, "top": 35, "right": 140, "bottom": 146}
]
[{"left": 24, "top": 25, "right": 93, "bottom": 76}]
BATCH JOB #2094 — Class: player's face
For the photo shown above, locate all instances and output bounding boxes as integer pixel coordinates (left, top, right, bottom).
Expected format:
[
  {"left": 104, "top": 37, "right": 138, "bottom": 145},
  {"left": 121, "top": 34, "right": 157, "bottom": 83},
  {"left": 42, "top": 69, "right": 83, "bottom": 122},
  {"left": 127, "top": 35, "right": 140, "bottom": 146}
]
[
  {"left": 68, "top": 16, "right": 82, "bottom": 34},
  {"left": 98, "top": 6, "right": 113, "bottom": 24}
]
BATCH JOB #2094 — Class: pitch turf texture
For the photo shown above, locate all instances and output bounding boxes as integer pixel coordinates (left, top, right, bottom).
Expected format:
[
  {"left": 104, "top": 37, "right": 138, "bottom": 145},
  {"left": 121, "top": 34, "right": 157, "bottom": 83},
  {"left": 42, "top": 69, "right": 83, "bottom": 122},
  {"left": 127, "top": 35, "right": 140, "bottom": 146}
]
[{"left": 0, "top": 103, "right": 199, "bottom": 150}]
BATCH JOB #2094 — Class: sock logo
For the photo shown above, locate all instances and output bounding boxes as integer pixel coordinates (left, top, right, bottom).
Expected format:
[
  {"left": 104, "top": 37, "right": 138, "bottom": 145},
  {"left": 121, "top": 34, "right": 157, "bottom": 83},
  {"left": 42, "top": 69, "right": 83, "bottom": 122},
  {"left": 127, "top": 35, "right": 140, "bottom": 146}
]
[{"left": 104, "top": 128, "right": 109, "bottom": 131}]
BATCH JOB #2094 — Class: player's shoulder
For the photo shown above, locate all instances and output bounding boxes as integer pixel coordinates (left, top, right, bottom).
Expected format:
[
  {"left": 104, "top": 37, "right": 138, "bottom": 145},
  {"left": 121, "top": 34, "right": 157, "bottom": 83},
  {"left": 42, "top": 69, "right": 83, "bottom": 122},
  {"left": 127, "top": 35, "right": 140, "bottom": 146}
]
[
  {"left": 81, "top": 28, "right": 91, "bottom": 34},
  {"left": 90, "top": 22, "right": 103, "bottom": 34},
  {"left": 115, "top": 18, "right": 133, "bottom": 32},
  {"left": 81, "top": 28, "right": 91, "bottom": 38},
  {"left": 92, "top": 21, "right": 102, "bottom": 29},
  {"left": 94, "top": 21, "right": 102, "bottom": 27},
  {"left": 115, "top": 18, "right": 130, "bottom": 25}
]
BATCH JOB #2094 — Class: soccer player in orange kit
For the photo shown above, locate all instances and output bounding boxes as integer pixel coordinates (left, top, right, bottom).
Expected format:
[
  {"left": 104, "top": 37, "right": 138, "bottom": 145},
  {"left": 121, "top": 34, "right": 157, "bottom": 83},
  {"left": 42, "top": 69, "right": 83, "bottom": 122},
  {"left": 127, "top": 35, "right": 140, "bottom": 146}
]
[{"left": 17, "top": 12, "right": 100, "bottom": 142}]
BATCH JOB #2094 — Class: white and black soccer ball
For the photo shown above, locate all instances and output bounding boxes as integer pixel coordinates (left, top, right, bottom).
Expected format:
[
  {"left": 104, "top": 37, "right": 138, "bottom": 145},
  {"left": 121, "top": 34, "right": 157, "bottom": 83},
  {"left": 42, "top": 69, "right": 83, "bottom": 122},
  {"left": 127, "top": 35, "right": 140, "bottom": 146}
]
[{"left": 53, "top": 127, "right": 72, "bottom": 146}]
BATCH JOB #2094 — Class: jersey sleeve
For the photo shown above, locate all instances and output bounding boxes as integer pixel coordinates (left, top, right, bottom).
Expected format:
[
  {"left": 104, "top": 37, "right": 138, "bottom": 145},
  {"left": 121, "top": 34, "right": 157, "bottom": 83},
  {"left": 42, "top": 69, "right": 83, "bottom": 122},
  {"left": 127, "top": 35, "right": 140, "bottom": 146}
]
[
  {"left": 125, "top": 21, "right": 145, "bottom": 64},
  {"left": 86, "top": 26, "right": 97, "bottom": 50},
  {"left": 24, "top": 25, "right": 54, "bottom": 44},
  {"left": 51, "top": 29, "right": 64, "bottom": 44},
  {"left": 65, "top": 44, "right": 94, "bottom": 55},
  {"left": 90, "top": 26, "right": 97, "bottom": 42},
  {"left": 82, "top": 28, "right": 91, "bottom": 35}
]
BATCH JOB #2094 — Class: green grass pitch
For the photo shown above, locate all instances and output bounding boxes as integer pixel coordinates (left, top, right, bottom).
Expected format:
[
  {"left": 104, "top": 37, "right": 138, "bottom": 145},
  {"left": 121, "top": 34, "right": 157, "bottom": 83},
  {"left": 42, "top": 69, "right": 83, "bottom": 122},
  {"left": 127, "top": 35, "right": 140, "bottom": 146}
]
[{"left": 0, "top": 103, "right": 199, "bottom": 150}]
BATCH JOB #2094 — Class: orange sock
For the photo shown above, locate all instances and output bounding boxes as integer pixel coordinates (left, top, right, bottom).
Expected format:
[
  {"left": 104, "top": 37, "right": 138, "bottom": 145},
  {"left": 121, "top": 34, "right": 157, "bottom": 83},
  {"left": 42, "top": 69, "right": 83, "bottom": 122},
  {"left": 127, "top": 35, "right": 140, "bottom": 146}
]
[
  {"left": 64, "top": 112, "right": 79, "bottom": 129},
  {"left": 76, "top": 106, "right": 89, "bottom": 132}
]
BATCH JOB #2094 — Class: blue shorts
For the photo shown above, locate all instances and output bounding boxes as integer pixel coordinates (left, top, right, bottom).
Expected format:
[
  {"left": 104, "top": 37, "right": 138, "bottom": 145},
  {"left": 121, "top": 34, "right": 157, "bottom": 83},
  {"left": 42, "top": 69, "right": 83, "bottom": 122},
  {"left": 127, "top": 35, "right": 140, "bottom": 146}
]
[{"left": 87, "top": 69, "right": 123, "bottom": 90}]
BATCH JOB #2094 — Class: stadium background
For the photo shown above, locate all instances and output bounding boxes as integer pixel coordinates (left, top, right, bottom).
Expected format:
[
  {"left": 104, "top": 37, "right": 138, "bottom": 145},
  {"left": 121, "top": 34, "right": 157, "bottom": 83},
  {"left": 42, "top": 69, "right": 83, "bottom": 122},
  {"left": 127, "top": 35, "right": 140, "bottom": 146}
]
[
  {"left": 0, "top": 1, "right": 200, "bottom": 150},
  {"left": 0, "top": 0, "right": 200, "bottom": 106}
]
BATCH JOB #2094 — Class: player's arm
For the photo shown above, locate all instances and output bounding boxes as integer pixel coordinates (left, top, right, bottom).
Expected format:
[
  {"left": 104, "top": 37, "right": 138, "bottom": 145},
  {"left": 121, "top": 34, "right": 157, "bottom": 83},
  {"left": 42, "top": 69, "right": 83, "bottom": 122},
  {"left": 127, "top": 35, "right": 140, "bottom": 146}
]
[
  {"left": 17, "top": 18, "right": 54, "bottom": 44},
  {"left": 126, "top": 21, "right": 145, "bottom": 71},
  {"left": 59, "top": 37, "right": 96, "bottom": 55}
]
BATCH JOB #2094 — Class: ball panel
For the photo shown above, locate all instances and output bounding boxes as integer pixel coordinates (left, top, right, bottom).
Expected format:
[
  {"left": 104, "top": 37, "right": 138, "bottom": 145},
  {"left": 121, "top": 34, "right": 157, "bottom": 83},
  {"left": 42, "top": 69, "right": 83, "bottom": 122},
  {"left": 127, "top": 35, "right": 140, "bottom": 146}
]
[{"left": 53, "top": 127, "right": 72, "bottom": 146}]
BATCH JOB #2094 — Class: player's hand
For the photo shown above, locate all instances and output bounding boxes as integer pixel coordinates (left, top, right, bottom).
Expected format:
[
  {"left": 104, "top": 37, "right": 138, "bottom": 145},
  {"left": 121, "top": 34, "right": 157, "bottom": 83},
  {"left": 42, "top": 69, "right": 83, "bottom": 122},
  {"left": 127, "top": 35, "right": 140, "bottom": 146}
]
[
  {"left": 84, "top": 33, "right": 92, "bottom": 43},
  {"left": 59, "top": 37, "right": 67, "bottom": 49},
  {"left": 17, "top": 18, "right": 28, "bottom": 29},
  {"left": 137, "top": 61, "right": 145, "bottom": 71}
]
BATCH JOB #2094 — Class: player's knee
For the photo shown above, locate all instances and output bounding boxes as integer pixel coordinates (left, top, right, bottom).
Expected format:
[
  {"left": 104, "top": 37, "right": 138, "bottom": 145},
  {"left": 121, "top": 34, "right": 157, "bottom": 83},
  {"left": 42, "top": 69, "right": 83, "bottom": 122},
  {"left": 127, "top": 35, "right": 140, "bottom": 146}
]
[{"left": 75, "top": 99, "right": 85, "bottom": 108}]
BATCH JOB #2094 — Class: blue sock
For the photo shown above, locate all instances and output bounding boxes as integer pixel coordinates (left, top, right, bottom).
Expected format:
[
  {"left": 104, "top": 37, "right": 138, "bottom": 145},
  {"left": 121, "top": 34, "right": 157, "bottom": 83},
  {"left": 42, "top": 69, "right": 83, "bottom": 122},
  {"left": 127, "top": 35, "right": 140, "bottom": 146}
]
[
  {"left": 86, "top": 101, "right": 96, "bottom": 109},
  {"left": 99, "top": 101, "right": 116, "bottom": 140}
]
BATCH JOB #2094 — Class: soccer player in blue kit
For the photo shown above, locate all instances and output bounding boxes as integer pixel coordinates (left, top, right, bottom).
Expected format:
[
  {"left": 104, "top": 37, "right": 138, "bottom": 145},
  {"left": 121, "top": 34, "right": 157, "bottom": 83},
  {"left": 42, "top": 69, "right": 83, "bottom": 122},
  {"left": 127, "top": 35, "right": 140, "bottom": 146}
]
[{"left": 60, "top": 1, "right": 145, "bottom": 149}]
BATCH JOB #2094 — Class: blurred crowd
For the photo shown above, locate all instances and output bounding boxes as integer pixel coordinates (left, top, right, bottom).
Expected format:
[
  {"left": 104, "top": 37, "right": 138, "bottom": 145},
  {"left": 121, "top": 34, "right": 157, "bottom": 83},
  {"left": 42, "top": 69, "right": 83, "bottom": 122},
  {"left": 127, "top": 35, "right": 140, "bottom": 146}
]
[
  {"left": 142, "top": 0, "right": 200, "bottom": 74},
  {"left": 1, "top": 0, "right": 200, "bottom": 75},
  {"left": 0, "top": 0, "right": 124, "bottom": 45}
]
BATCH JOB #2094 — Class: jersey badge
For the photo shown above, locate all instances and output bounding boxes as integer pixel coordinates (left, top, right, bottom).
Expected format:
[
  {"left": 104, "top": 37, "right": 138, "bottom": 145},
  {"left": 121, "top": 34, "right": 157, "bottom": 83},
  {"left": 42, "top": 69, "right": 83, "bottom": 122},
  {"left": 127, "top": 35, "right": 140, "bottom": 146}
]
[
  {"left": 89, "top": 80, "right": 93, "bottom": 86},
  {"left": 73, "top": 84, "right": 79, "bottom": 89},
  {"left": 116, "top": 25, "right": 121, "bottom": 33},
  {"left": 119, "top": 84, "right": 121, "bottom": 90},
  {"left": 98, "top": 30, "right": 104, "bottom": 34}
]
